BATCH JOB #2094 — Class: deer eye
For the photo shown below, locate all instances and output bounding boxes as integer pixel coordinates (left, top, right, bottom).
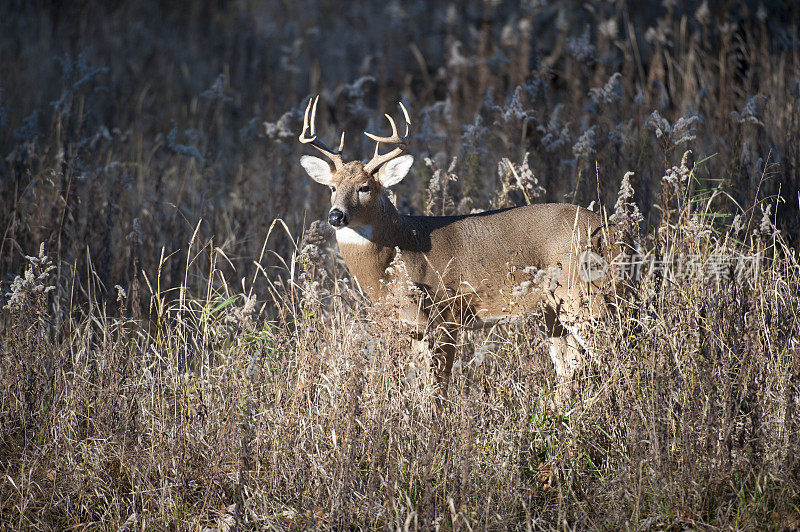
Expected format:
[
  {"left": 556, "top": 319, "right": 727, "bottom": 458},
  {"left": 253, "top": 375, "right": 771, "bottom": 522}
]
[
  {"left": 358, "top": 184, "right": 370, "bottom": 193},
  {"left": 329, "top": 185, "right": 336, "bottom": 193}
]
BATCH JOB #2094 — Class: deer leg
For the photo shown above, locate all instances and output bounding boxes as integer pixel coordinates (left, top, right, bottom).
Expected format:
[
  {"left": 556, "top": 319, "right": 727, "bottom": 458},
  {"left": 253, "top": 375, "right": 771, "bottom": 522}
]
[
  {"left": 547, "top": 336, "right": 582, "bottom": 400},
  {"left": 544, "top": 309, "right": 583, "bottom": 406},
  {"left": 431, "top": 324, "right": 457, "bottom": 407}
]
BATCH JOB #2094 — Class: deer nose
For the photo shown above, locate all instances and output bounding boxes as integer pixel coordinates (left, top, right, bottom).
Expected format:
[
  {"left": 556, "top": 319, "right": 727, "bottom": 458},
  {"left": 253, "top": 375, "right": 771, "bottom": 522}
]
[{"left": 328, "top": 209, "right": 348, "bottom": 227}]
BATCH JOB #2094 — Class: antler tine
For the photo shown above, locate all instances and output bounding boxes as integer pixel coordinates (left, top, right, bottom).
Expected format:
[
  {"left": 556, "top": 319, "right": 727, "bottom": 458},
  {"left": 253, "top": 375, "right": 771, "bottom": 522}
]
[
  {"left": 298, "top": 95, "right": 344, "bottom": 169},
  {"left": 309, "top": 95, "right": 318, "bottom": 137},
  {"left": 399, "top": 101, "right": 410, "bottom": 136},
  {"left": 299, "top": 95, "right": 316, "bottom": 139},
  {"left": 364, "top": 114, "right": 398, "bottom": 143},
  {"left": 363, "top": 101, "right": 412, "bottom": 174}
]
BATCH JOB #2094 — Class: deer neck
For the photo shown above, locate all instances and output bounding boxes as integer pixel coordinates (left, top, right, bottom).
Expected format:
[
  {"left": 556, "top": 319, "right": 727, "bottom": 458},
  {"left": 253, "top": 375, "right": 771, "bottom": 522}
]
[{"left": 334, "top": 196, "right": 415, "bottom": 299}]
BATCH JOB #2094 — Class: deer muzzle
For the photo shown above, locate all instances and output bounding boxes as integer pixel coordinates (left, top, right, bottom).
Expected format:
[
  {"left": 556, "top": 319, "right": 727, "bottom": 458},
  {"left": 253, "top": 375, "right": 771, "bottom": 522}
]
[{"left": 328, "top": 208, "right": 348, "bottom": 228}]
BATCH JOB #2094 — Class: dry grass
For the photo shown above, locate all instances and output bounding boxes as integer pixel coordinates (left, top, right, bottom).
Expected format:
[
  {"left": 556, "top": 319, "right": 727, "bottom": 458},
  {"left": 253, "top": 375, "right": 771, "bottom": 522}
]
[{"left": 1, "top": 1, "right": 799, "bottom": 529}]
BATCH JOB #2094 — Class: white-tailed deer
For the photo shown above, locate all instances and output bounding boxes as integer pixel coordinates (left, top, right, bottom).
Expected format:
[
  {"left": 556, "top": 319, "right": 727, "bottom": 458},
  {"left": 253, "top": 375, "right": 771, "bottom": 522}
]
[{"left": 298, "top": 95, "right": 631, "bottom": 404}]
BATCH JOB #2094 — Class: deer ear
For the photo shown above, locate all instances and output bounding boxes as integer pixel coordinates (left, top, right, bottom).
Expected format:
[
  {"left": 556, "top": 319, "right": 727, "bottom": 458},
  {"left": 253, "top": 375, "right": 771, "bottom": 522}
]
[
  {"left": 377, "top": 154, "right": 413, "bottom": 188},
  {"left": 300, "top": 155, "right": 333, "bottom": 185}
]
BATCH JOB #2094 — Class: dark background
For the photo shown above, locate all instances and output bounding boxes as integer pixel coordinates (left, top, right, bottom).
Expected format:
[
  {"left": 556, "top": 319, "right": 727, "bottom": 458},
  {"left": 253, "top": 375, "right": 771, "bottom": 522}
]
[{"left": 1, "top": 0, "right": 798, "bottom": 304}]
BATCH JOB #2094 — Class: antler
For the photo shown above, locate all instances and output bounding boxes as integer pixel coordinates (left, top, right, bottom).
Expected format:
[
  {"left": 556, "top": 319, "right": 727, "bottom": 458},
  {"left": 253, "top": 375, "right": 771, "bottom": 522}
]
[
  {"left": 298, "top": 95, "right": 345, "bottom": 169},
  {"left": 363, "top": 102, "right": 411, "bottom": 175}
]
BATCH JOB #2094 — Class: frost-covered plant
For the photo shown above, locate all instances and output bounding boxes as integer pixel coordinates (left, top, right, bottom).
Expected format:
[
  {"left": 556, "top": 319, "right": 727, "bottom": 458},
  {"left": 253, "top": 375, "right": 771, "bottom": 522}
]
[
  {"left": 223, "top": 293, "right": 259, "bottom": 334},
  {"left": 301, "top": 219, "right": 334, "bottom": 248},
  {"left": 539, "top": 104, "right": 571, "bottom": 152},
  {"left": 589, "top": 72, "right": 623, "bottom": 106},
  {"left": 598, "top": 18, "right": 618, "bottom": 39},
  {"left": 684, "top": 215, "right": 712, "bottom": 240},
  {"left": 279, "top": 37, "right": 303, "bottom": 74},
  {"left": 417, "top": 98, "right": 452, "bottom": 148},
  {"left": 523, "top": 71, "right": 547, "bottom": 103},
  {"left": 200, "top": 73, "right": 233, "bottom": 102},
  {"left": 425, "top": 156, "right": 458, "bottom": 216},
  {"left": 662, "top": 150, "right": 694, "bottom": 194},
  {"left": 756, "top": 203, "right": 777, "bottom": 238},
  {"left": 646, "top": 110, "right": 701, "bottom": 151},
  {"left": 566, "top": 24, "right": 595, "bottom": 63},
  {"left": 167, "top": 119, "right": 205, "bottom": 162},
  {"left": 495, "top": 152, "right": 545, "bottom": 207},
  {"left": 11, "top": 110, "right": 41, "bottom": 143},
  {"left": 695, "top": 1, "right": 711, "bottom": 25},
  {"left": 492, "top": 85, "right": 534, "bottom": 127},
  {"left": 114, "top": 284, "right": 127, "bottom": 302},
  {"left": 54, "top": 51, "right": 109, "bottom": 90},
  {"left": 3, "top": 243, "right": 55, "bottom": 312},
  {"left": 460, "top": 114, "right": 488, "bottom": 157},
  {"left": 608, "top": 118, "right": 634, "bottom": 149},
  {"left": 572, "top": 124, "right": 597, "bottom": 162},
  {"left": 341, "top": 76, "right": 376, "bottom": 119},
  {"left": 510, "top": 265, "right": 562, "bottom": 298},
  {"left": 297, "top": 244, "right": 326, "bottom": 306},
  {"left": 447, "top": 40, "right": 473, "bottom": 69},
  {"left": 731, "top": 94, "right": 768, "bottom": 127},
  {"left": 50, "top": 51, "right": 109, "bottom": 115},
  {"left": 296, "top": 220, "right": 336, "bottom": 308},
  {"left": 730, "top": 213, "right": 746, "bottom": 235},
  {"left": 610, "top": 171, "right": 643, "bottom": 229},
  {"left": 376, "top": 248, "right": 424, "bottom": 322},
  {"left": 238, "top": 117, "right": 263, "bottom": 143},
  {"left": 644, "top": 17, "right": 674, "bottom": 48},
  {"left": 263, "top": 110, "right": 295, "bottom": 140}
]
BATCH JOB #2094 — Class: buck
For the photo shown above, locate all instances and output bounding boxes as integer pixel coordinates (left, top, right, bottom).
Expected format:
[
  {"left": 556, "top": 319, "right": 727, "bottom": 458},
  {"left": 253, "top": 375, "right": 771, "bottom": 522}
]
[{"left": 298, "top": 96, "right": 630, "bottom": 403}]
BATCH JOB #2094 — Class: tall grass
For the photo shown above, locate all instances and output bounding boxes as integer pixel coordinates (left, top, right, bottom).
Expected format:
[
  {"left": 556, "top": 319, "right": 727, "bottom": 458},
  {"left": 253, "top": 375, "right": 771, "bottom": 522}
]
[{"left": 1, "top": 1, "right": 799, "bottom": 528}]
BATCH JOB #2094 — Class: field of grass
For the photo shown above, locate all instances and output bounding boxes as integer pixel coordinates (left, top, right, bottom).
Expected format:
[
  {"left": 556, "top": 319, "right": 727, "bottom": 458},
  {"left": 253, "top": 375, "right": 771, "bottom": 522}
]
[{"left": 1, "top": 1, "right": 799, "bottom": 529}]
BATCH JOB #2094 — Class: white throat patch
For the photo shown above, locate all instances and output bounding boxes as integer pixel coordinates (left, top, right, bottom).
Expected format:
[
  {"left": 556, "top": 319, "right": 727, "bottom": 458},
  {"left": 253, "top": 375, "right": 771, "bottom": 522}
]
[{"left": 336, "top": 225, "right": 373, "bottom": 247}]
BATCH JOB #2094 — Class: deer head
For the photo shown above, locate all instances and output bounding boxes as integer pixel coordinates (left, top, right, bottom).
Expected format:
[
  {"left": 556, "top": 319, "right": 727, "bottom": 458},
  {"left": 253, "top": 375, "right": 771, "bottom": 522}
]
[{"left": 298, "top": 96, "right": 413, "bottom": 230}]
